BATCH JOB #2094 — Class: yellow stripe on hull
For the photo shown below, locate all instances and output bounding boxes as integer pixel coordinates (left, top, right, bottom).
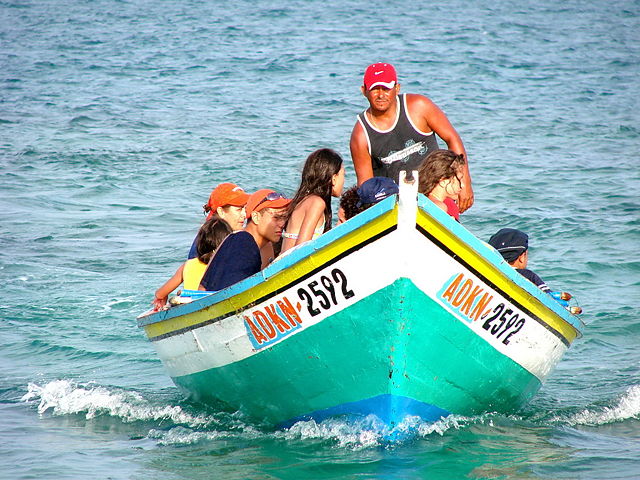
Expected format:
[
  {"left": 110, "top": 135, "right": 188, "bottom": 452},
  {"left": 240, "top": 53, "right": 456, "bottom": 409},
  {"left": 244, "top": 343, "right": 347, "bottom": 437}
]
[{"left": 416, "top": 210, "right": 579, "bottom": 344}]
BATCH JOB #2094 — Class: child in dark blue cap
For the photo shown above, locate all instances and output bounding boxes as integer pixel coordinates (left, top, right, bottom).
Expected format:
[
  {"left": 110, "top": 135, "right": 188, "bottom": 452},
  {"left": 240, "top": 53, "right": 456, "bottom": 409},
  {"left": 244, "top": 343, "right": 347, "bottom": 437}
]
[
  {"left": 488, "top": 228, "right": 550, "bottom": 292},
  {"left": 338, "top": 177, "right": 399, "bottom": 223},
  {"left": 356, "top": 177, "right": 399, "bottom": 207}
]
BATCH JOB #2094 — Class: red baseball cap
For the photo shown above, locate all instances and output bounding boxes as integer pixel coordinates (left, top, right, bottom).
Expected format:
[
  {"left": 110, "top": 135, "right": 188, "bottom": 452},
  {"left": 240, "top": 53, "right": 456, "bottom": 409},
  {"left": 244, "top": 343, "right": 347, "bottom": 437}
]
[
  {"left": 206, "top": 183, "right": 250, "bottom": 219},
  {"left": 245, "top": 189, "right": 291, "bottom": 217},
  {"left": 363, "top": 63, "right": 397, "bottom": 90}
]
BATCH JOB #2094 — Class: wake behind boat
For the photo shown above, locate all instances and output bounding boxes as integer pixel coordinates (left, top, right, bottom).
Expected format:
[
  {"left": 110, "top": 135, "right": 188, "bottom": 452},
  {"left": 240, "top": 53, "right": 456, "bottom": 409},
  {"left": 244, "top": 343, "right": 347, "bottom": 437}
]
[{"left": 137, "top": 173, "right": 584, "bottom": 429}]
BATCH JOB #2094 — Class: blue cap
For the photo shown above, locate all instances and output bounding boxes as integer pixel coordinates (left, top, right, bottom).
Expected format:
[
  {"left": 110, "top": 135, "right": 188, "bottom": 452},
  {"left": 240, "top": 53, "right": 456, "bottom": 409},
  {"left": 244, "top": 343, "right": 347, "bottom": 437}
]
[
  {"left": 488, "top": 228, "right": 529, "bottom": 263},
  {"left": 356, "top": 177, "right": 399, "bottom": 207}
]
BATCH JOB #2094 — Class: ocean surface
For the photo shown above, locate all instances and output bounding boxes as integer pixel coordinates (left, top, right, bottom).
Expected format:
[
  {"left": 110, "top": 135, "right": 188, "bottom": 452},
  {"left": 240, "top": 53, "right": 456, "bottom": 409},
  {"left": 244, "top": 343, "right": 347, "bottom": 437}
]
[{"left": 1, "top": 0, "right": 639, "bottom": 478}]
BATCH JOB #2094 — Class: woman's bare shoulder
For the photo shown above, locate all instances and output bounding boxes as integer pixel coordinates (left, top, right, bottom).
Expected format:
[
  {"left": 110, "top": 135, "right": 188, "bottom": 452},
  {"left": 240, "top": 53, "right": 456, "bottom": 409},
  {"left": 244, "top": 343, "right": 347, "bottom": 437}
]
[{"left": 297, "top": 194, "right": 325, "bottom": 211}]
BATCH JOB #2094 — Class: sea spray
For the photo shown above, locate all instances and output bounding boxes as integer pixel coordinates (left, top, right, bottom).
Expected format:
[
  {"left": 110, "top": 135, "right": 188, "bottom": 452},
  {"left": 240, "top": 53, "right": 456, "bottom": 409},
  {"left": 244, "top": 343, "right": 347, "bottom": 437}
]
[
  {"left": 563, "top": 385, "right": 640, "bottom": 426},
  {"left": 278, "top": 413, "right": 473, "bottom": 449},
  {"left": 21, "top": 379, "right": 211, "bottom": 426}
]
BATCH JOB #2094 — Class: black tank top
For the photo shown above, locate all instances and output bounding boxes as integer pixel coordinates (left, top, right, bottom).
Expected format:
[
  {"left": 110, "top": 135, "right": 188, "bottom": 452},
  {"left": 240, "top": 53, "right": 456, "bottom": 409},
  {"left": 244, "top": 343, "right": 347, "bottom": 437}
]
[{"left": 357, "top": 93, "right": 439, "bottom": 181}]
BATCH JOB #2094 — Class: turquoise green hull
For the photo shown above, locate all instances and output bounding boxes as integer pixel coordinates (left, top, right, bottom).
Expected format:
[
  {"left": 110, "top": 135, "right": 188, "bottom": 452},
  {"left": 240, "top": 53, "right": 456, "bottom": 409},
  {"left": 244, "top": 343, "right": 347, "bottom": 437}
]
[{"left": 173, "top": 278, "right": 541, "bottom": 426}]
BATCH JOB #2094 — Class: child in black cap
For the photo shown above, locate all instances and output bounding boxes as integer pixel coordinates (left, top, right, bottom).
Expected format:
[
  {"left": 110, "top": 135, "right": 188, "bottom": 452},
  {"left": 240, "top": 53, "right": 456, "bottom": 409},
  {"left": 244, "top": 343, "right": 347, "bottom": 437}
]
[
  {"left": 488, "top": 228, "right": 550, "bottom": 293},
  {"left": 338, "top": 177, "right": 399, "bottom": 224}
]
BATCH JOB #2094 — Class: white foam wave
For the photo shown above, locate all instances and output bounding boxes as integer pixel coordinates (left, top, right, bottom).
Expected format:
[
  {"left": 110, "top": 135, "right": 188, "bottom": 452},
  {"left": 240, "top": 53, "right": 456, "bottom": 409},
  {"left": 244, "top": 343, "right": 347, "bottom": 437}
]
[
  {"left": 278, "top": 414, "right": 471, "bottom": 449},
  {"left": 147, "top": 424, "right": 263, "bottom": 446},
  {"left": 21, "top": 379, "right": 211, "bottom": 426},
  {"left": 279, "top": 415, "right": 383, "bottom": 449},
  {"left": 147, "top": 426, "right": 222, "bottom": 445},
  {"left": 21, "top": 380, "right": 489, "bottom": 449},
  {"left": 563, "top": 385, "right": 640, "bottom": 426},
  {"left": 146, "top": 415, "right": 472, "bottom": 448}
]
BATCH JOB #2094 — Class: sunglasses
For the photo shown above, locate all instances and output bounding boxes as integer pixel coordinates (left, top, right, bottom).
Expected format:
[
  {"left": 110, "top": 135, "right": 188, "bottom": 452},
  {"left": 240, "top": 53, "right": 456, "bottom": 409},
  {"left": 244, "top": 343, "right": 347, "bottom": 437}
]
[{"left": 255, "top": 191, "right": 286, "bottom": 208}]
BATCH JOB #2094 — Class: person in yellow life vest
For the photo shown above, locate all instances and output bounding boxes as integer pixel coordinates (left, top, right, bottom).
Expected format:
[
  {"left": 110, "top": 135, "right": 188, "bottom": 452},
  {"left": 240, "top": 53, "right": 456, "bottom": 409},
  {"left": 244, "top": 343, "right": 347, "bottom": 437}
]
[{"left": 153, "top": 217, "right": 232, "bottom": 311}]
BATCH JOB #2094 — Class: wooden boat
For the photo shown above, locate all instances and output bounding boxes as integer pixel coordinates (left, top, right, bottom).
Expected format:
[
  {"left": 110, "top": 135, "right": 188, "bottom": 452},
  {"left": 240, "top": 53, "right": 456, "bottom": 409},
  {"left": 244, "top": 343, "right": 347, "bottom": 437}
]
[{"left": 137, "top": 172, "right": 583, "bottom": 429}]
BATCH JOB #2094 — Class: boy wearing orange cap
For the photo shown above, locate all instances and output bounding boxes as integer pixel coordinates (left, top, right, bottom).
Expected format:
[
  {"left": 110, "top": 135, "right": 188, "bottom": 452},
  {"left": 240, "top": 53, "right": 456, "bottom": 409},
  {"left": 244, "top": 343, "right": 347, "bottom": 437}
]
[{"left": 199, "top": 189, "right": 290, "bottom": 292}]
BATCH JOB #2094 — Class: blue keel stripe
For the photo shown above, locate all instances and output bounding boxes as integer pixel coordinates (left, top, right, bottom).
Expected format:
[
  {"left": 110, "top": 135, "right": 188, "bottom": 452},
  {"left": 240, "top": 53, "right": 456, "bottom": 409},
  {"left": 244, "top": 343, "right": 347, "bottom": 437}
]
[{"left": 278, "top": 394, "right": 450, "bottom": 429}]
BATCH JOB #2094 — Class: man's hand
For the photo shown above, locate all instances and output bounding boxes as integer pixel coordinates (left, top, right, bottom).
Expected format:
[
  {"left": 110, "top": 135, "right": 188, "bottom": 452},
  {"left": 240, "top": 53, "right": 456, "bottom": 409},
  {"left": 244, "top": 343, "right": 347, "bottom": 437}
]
[{"left": 458, "top": 181, "right": 474, "bottom": 213}]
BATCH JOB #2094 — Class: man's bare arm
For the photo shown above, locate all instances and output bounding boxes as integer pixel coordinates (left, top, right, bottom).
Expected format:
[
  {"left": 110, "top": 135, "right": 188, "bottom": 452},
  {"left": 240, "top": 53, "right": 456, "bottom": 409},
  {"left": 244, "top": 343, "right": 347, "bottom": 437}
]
[
  {"left": 350, "top": 122, "right": 374, "bottom": 186},
  {"left": 409, "top": 94, "right": 474, "bottom": 212}
]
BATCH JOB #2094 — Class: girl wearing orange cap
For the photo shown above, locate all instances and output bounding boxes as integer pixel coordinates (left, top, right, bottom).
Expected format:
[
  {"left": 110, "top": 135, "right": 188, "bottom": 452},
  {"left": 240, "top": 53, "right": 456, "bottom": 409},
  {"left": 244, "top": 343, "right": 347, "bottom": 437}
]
[
  {"left": 280, "top": 149, "right": 345, "bottom": 253},
  {"left": 188, "top": 183, "right": 249, "bottom": 259},
  {"left": 202, "top": 182, "right": 250, "bottom": 231}
]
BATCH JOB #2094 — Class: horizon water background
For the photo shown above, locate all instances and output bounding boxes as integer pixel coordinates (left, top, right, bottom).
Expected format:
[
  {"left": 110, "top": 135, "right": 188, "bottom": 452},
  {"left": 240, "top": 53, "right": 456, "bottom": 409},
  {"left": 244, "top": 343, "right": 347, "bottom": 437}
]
[{"left": 1, "top": 0, "right": 639, "bottom": 478}]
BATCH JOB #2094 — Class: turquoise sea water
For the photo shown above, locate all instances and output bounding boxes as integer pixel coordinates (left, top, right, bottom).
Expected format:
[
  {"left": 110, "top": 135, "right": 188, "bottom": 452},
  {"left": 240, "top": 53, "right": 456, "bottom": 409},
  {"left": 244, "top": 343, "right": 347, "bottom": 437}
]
[{"left": 1, "top": 0, "right": 639, "bottom": 478}]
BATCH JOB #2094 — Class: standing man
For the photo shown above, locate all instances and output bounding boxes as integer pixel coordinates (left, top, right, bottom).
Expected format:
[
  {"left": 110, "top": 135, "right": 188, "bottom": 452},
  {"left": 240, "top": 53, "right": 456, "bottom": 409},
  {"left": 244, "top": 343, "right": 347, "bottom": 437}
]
[{"left": 349, "top": 62, "right": 474, "bottom": 213}]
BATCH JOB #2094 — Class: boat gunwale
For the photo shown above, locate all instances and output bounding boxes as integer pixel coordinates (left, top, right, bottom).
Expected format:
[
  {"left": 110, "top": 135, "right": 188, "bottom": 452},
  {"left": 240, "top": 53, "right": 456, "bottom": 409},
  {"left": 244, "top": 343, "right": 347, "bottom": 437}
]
[{"left": 138, "top": 192, "right": 584, "bottom": 343}]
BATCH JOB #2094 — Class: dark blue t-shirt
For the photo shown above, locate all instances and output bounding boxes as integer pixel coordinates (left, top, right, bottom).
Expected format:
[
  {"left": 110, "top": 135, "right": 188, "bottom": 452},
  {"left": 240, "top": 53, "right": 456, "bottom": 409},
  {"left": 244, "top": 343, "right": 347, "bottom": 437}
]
[
  {"left": 517, "top": 268, "right": 550, "bottom": 292},
  {"left": 187, "top": 233, "right": 198, "bottom": 259},
  {"left": 200, "top": 231, "right": 261, "bottom": 291}
]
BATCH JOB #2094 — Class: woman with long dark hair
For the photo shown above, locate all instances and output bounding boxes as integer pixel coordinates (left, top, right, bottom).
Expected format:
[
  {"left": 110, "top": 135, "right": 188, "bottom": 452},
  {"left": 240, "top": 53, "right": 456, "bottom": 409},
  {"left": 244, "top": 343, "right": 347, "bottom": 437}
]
[{"left": 281, "top": 148, "right": 345, "bottom": 253}]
